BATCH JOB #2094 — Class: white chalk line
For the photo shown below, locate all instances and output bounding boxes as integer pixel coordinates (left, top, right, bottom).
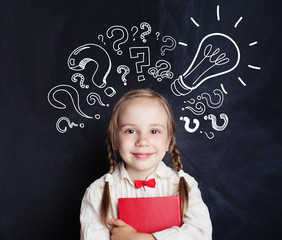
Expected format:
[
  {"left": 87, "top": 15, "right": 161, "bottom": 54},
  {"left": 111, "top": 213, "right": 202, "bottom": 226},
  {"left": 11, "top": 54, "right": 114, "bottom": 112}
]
[
  {"left": 249, "top": 41, "right": 258, "bottom": 46},
  {"left": 220, "top": 84, "right": 228, "bottom": 94},
  {"left": 238, "top": 77, "right": 246, "bottom": 86},
  {"left": 234, "top": 16, "right": 243, "bottom": 28},
  {"left": 190, "top": 17, "right": 200, "bottom": 27},
  {"left": 248, "top": 65, "right": 261, "bottom": 70},
  {"left": 179, "top": 42, "right": 188, "bottom": 47},
  {"left": 217, "top": 5, "right": 220, "bottom": 21}
]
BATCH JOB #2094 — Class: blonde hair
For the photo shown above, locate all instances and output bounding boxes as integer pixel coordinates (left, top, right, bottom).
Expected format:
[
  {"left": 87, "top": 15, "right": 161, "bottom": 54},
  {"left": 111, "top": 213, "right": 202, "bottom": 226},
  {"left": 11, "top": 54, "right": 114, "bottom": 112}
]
[{"left": 100, "top": 88, "right": 189, "bottom": 228}]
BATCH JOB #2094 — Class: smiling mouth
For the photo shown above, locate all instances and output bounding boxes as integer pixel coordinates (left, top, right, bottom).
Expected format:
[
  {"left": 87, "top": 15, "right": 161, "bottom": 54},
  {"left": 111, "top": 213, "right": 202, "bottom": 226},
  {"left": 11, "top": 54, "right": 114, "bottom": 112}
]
[{"left": 132, "top": 153, "right": 153, "bottom": 159}]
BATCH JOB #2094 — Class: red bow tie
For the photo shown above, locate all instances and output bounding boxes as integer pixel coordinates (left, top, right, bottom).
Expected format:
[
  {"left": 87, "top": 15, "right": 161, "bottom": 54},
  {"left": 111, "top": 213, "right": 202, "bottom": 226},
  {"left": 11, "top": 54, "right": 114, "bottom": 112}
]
[{"left": 134, "top": 178, "right": 156, "bottom": 189}]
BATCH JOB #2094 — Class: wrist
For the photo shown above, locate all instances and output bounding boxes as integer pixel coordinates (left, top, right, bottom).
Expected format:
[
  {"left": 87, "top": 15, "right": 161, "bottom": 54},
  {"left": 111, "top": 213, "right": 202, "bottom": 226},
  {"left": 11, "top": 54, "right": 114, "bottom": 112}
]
[{"left": 135, "top": 232, "right": 156, "bottom": 240}]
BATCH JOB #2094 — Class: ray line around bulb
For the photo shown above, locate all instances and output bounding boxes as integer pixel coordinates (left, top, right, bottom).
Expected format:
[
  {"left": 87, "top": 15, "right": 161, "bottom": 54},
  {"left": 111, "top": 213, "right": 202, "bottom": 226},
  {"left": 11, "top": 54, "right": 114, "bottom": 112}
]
[
  {"left": 234, "top": 17, "right": 243, "bottom": 28},
  {"left": 220, "top": 84, "right": 228, "bottom": 94},
  {"left": 179, "top": 42, "right": 188, "bottom": 46},
  {"left": 190, "top": 17, "right": 200, "bottom": 27},
  {"left": 217, "top": 5, "right": 220, "bottom": 21},
  {"left": 248, "top": 65, "right": 261, "bottom": 70},
  {"left": 249, "top": 41, "right": 258, "bottom": 46},
  {"left": 238, "top": 77, "right": 246, "bottom": 86}
]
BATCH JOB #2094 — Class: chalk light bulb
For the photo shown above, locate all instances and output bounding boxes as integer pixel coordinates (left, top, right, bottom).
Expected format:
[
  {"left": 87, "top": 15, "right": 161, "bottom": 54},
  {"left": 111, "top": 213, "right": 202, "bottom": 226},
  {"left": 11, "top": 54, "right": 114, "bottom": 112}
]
[{"left": 171, "top": 33, "right": 240, "bottom": 96}]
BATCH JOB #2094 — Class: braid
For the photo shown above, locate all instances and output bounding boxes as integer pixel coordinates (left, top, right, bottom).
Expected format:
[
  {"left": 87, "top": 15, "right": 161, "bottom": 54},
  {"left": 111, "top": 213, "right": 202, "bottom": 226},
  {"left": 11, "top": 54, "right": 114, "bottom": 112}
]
[
  {"left": 107, "top": 141, "right": 118, "bottom": 174},
  {"left": 100, "top": 139, "right": 118, "bottom": 229},
  {"left": 169, "top": 138, "right": 189, "bottom": 221},
  {"left": 170, "top": 137, "right": 182, "bottom": 170}
]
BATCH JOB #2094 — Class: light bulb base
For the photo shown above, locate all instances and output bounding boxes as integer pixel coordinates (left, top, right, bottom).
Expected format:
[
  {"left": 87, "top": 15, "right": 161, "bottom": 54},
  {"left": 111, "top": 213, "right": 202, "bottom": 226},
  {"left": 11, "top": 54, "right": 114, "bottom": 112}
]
[{"left": 171, "top": 75, "right": 192, "bottom": 96}]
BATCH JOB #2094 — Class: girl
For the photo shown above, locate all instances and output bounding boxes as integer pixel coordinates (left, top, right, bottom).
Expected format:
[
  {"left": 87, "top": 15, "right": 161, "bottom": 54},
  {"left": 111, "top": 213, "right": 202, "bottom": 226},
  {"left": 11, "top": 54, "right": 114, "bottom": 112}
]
[{"left": 80, "top": 88, "right": 212, "bottom": 240}]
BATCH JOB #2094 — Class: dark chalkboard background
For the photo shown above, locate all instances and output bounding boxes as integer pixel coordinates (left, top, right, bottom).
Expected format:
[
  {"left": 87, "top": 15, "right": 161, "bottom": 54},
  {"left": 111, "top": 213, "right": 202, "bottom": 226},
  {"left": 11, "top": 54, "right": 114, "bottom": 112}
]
[{"left": 1, "top": 0, "right": 281, "bottom": 239}]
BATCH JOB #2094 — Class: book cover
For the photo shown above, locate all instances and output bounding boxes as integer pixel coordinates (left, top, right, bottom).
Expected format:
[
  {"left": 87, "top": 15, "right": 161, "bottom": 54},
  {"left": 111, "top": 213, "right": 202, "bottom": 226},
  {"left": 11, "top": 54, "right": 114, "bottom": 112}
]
[{"left": 118, "top": 196, "right": 182, "bottom": 234}]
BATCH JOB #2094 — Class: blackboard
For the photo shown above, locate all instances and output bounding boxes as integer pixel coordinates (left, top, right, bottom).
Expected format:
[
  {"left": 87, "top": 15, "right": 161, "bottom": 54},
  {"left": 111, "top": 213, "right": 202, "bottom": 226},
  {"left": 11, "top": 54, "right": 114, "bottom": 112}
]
[{"left": 1, "top": 0, "right": 281, "bottom": 239}]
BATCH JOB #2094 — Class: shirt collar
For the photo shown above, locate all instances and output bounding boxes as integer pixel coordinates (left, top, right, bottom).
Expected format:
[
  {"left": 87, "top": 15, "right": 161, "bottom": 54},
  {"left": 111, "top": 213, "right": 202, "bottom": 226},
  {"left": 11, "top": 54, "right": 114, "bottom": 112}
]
[
  {"left": 116, "top": 160, "right": 171, "bottom": 184},
  {"left": 148, "top": 161, "right": 172, "bottom": 179}
]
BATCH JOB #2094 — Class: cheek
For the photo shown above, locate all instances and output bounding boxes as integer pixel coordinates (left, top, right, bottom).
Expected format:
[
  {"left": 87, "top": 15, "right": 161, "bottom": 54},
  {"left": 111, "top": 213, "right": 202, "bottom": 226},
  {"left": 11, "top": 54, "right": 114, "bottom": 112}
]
[
  {"left": 116, "top": 134, "right": 131, "bottom": 149},
  {"left": 154, "top": 136, "right": 171, "bottom": 151}
]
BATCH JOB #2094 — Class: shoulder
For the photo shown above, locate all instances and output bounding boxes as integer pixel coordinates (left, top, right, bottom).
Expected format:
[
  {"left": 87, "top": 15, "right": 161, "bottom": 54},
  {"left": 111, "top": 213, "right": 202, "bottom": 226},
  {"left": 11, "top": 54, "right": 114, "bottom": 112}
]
[
  {"left": 162, "top": 163, "right": 199, "bottom": 189},
  {"left": 82, "top": 174, "right": 106, "bottom": 202},
  {"left": 181, "top": 171, "right": 199, "bottom": 188}
]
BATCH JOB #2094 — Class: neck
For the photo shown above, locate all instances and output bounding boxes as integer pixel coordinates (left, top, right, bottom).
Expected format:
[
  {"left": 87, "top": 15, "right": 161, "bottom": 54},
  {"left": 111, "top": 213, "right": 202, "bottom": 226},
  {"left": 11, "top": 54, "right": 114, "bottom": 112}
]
[{"left": 124, "top": 164, "right": 157, "bottom": 181}]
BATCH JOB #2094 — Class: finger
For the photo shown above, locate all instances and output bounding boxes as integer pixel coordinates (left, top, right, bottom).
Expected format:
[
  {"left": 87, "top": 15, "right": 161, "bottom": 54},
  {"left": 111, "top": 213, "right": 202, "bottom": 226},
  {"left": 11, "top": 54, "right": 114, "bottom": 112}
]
[{"left": 111, "top": 218, "right": 127, "bottom": 227}]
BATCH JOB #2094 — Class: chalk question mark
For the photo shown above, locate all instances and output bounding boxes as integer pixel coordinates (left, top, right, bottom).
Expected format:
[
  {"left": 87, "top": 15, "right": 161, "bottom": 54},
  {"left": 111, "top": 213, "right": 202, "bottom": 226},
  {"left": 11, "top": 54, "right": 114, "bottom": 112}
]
[
  {"left": 155, "top": 32, "right": 160, "bottom": 40},
  {"left": 71, "top": 73, "right": 89, "bottom": 89},
  {"left": 131, "top": 26, "right": 138, "bottom": 41},
  {"left": 129, "top": 46, "right": 151, "bottom": 82},
  {"left": 106, "top": 25, "right": 129, "bottom": 55},
  {"left": 200, "top": 131, "right": 215, "bottom": 139},
  {"left": 180, "top": 116, "right": 200, "bottom": 133},
  {"left": 98, "top": 34, "right": 105, "bottom": 45},
  {"left": 67, "top": 43, "right": 112, "bottom": 89},
  {"left": 204, "top": 113, "right": 229, "bottom": 131},
  {"left": 47, "top": 84, "right": 92, "bottom": 119},
  {"left": 86, "top": 92, "right": 109, "bottom": 107},
  {"left": 117, "top": 65, "right": 130, "bottom": 86},
  {"left": 56, "top": 117, "right": 84, "bottom": 134},
  {"left": 161, "top": 35, "right": 177, "bottom": 56},
  {"left": 140, "top": 22, "right": 152, "bottom": 43},
  {"left": 148, "top": 60, "right": 174, "bottom": 82}
]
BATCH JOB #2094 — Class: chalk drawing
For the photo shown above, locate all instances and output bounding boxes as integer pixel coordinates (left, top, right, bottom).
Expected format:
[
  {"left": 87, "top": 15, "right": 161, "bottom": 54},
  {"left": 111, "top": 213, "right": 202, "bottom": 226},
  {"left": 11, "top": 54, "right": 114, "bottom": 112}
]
[
  {"left": 217, "top": 5, "right": 220, "bottom": 21},
  {"left": 155, "top": 32, "right": 160, "bottom": 40},
  {"left": 161, "top": 35, "right": 177, "bottom": 56},
  {"left": 140, "top": 22, "right": 152, "bottom": 43},
  {"left": 204, "top": 113, "right": 229, "bottom": 131},
  {"left": 98, "top": 34, "right": 105, "bottom": 45},
  {"left": 104, "top": 87, "right": 116, "bottom": 97},
  {"left": 56, "top": 117, "right": 84, "bottom": 134},
  {"left": 148, "top": 60, "right": 174, "bottom": 82},
  {"left": 171, "top": 33, "right": 240, "bottom": 96},
  {"left": 47, "top": 84, "right": 92, "bottom": 119},
  {"left": 117, "top": 65, "right": 130, "bottom": 86},
  {"left": 238, "top": 77, "right": 246, "bottom": 86},
  {"left": 67, "top": 43, "right": 112, "bottom": 88},
  {"left": 180, "top": 116, "right": 200, "bottom": 133},
  {"left": 190, "top": 17, "right": 200, "bottom": 27},
  {"left": 87, "top": 93, "right": 109, "bottom": 107},
  {"left": 71, "top": 73, "right": 89, "bottom": 89},
  {"left": 200, "top": 131, "right": 215, "bottom": 139},
  {"left": 106, "top": 25, "right": 129, "bottom": 55},
  {"left": 131, "top": 26, "right": 138, "bottom": 41},
  {"left": 129, "top": 46, "right": 151, "bottom": 82},
  {"left": 234, "top": 16, "right": 243, "bottom": 28}
]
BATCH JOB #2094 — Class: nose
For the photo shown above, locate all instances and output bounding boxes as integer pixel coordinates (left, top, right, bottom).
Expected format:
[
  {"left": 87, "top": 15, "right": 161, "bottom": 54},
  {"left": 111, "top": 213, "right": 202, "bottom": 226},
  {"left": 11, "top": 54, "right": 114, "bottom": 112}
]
[{"left": 136, "top": 133, "right": 149, "bottom": 147}]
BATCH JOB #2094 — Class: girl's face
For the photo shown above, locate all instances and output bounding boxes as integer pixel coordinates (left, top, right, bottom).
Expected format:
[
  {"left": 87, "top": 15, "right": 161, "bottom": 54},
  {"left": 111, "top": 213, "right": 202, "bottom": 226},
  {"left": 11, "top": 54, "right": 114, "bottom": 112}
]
[{"left": 115, "top": 97, "right": 171, "bottom": 180}]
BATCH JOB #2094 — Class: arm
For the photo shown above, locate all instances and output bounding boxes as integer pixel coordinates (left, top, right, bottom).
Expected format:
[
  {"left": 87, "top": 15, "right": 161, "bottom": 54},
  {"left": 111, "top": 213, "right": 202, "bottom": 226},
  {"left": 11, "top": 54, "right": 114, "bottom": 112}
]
[
  {"left": 152, "top": 176, "right": 212, "bottom": 240},
  {"left": 111, "top": 219, "right": 156, "bottom": 240},
  {"left": 80, "top": 185, "right": 110, "bottom": 240}
]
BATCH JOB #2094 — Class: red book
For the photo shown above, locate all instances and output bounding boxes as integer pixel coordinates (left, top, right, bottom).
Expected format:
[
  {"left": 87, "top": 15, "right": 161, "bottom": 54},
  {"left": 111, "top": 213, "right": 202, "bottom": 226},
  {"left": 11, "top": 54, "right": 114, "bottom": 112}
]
[{"left": 118, "top": 196, "right": 182, "bottom": 234}]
